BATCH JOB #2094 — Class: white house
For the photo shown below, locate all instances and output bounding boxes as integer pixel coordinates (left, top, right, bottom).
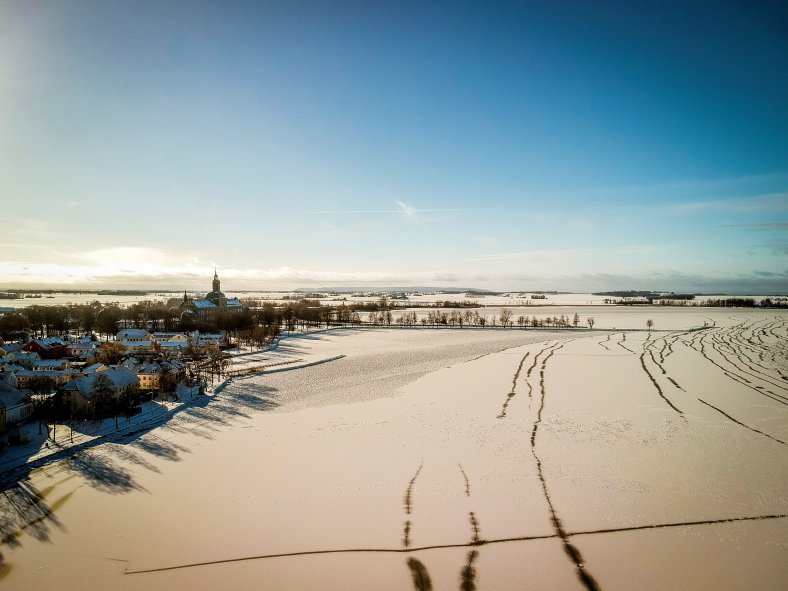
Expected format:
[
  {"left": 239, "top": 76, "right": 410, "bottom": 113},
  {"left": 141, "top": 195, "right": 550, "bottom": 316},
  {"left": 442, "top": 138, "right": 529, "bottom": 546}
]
[
  {"left": 60, "top": 366, "right": 139, "bottom": 413},
  {"left": 116, "top": 329, "right": 151, "bottom": 342},
  {"left": 0, "top": 379, "right": 33, "bottom": 431}
]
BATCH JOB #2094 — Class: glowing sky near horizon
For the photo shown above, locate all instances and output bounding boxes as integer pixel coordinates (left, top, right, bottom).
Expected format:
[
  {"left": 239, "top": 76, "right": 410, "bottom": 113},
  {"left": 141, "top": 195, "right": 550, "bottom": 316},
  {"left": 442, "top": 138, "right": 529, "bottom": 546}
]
[{"left": 1, "top": 1, "right": 787, "bottom": 293}]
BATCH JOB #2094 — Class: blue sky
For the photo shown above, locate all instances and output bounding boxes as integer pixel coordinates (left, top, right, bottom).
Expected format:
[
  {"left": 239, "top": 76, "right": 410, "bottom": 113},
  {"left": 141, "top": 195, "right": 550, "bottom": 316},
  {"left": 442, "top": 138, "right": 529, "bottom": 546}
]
[{"left": 1, "top": 1, "right": 787, "bottom": 293}]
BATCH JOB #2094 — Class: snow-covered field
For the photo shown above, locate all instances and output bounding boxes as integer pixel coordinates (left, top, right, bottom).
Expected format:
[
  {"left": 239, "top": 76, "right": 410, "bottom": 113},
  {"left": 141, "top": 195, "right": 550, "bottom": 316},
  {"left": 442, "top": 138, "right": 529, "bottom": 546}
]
[{"left": 1, "top": 309, "right": 786, "bottom": 590}]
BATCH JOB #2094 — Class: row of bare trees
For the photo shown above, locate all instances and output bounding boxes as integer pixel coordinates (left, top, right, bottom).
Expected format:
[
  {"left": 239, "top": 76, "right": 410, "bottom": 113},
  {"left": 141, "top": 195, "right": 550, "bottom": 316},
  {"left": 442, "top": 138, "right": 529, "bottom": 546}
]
[{"left": 1, "top": 297, "right": 604, "bottom": 343}]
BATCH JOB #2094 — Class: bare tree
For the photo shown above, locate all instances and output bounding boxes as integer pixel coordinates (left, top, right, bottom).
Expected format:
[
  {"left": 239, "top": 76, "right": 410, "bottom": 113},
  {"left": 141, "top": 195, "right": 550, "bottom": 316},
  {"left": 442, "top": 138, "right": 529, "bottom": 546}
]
[
  {"left": 646, "top": 319, "right": 654, "bottom": 330},
  {"left": 97, "top": 341, "right": 128, "bottom": 365},
  {"left": 587, "top": 317, "right": 595, "bottom": 329},
  {"left": 499, "top": 308, "right": 513, "bottom": 327}
]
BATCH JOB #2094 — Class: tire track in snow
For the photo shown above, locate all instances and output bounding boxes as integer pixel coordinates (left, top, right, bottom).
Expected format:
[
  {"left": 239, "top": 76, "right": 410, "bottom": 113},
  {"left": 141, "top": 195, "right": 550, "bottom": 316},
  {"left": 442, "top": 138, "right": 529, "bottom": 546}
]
[
  {"left": 695, "top": 329, "right": 788, "bottom": 407},
  {"left": 598, "top": 334, "right": 612, "bottom": 351},
  {"left": 402, "top": 462, "right": 423, "bottom": 548},
  {"left": 529, "top": 338, "right": 602, "bottom": 591},
  {"left": 616, "top": 332, "right": 635, "bottom": 354},
  {"left": 697, "top": 399, "right": 787, "bottom": 447},
  {"left": 712, "top": 327, "right": 788, "bottom": 394},
  {"left": 638, "top": 347, "right": 684, "bottom": 415},
  {"left": 124, "top": 513, "right": 788, "bottom": 575},
  {"left": 497, "top": 352, "right": 530, "bottom": 419},
  {"left": 458, "top": 463, "right": 471, "bottom": 497}
]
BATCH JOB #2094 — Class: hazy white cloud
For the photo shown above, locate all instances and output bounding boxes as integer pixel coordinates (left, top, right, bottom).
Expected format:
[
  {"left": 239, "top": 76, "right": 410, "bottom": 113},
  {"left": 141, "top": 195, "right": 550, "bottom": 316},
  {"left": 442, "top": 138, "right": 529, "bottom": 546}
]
[
  {"left": 473, "top": 235, "right": 501, "bottom": 247},
  {"left": 667, "top": 192, "right": 788, "bottom": 215},
  {"left": 1, "top": 259, "right": 786, "bottom": 294},
  {"left": 559, "top": 172, "right": 788, "bottom": 202},
  {"left": 569, "top": 217, "right": 595, "bottom": 230},
  {"left": 715, "top": 222, "right": 788, "bottom": 231},
  {"left": 470, "top": 248, "right": 591, "bottom": 262},
  {"left": 395, "top": 199, "right": 417, "bottom": 222},
  {"left": 469, "top": 244, "right": 666, "bottom": 264},
  {"left": 0, "top": 261, "right": 465, "bottom": 290},
  {"left": 73, "top": 247, "right": 172, "bottom": 266},
  {"left": 308, "top": 203, "right": 460, "bottom": 219}
]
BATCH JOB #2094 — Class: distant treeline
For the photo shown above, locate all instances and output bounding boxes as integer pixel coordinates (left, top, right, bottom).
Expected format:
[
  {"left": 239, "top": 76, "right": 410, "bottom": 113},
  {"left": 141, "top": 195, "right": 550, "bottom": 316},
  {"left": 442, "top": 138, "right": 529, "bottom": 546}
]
[
  {"left": 0, "top": 288, "right": 154, "bottom": 296},
  {"left": 595, "top": 290, "right": 696, "bottom": 300},
  {"left": 703, "top": 298, "right": 788, "bottom": 308}
]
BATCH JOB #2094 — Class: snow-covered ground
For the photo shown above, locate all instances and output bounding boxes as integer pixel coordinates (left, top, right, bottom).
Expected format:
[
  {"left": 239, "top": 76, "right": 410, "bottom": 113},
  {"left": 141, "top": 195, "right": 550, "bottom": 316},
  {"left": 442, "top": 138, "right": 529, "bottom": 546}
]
[{"left": 1, "top": 309, "right": 786, "bottom": 590}]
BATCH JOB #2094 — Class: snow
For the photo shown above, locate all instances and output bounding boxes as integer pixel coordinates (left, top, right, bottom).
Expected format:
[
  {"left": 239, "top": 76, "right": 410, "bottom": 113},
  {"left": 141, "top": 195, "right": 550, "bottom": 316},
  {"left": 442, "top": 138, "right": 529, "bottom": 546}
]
[{"left": 1, "top": 309, "right": 786, "bottom": 590}]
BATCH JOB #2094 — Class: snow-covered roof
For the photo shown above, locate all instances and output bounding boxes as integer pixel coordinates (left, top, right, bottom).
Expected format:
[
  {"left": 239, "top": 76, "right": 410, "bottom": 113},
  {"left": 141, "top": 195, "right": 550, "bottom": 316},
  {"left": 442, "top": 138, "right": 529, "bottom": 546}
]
[
  {"left": 62, "top": 366, "right": 139, "bottom": 399},
  {"left": 116, "top": 329, "right": 150, "bottom": 340},
  {"left": 0, "top": 380, "right": 26, "bottom": 408},
  {"left": 33, "top": 360, "right": 67, "bottom": 370},
  {"left": 0, "top": 343, "right": 25, "bottom": 354},
  {"left": 133, "top": 361, "right": 162, "bottom": 375},
  {"left": 31, "top": 337, "right": 67, "bottom": 349},
  {"left": 226, "top": 298, "right": 245, "bottom": 308},
  {"left": 15, "top": 369, "right": 66, "bottom": 379},
  {"left": 199, "top": 333, "right": 225, "bottom": 340},
  {"left": 158, "top": 341, "right": 187, "bottom": 348},
  {"left": 119, "top": 340, "right": 153, "bottom": 348},
  {"left": 68, "top": 340, "right": 98, "bottom": 348},
  {"left": 152, "top": 332, "right": 188, "bottom": 340},
  {"left": 192, "top": 299, "right": 217, "bottom": 309}
]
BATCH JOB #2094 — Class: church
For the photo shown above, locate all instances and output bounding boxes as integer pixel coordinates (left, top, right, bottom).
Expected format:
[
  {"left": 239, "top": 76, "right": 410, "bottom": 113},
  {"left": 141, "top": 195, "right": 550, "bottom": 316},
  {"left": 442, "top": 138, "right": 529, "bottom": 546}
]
[{"left": 180, "top": 271, "right": 246, "bottom": 322}]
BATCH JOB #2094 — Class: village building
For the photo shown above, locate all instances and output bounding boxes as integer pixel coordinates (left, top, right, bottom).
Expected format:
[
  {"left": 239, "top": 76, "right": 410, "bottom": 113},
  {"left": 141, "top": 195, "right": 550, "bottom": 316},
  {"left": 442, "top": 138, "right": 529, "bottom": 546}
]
[
  {"left": 152, "top": 332, "right": 190, "bottom": 356},
  {"left": 32, "top": 359, "right": 71, "bottom": 372},
  {"left": 60, "top": 366, "right": 139, "bottom": 413},
  {"left": 1, "top": 350, "right": 42, "bottom": 369},
  {"left": 0, "top": 379, "right": 33, "bottom": 433},
  {"left": 123, "top": 357, "right": 163, "bottom": 392},
  {"left": 116, "top": 329, "right": 151, "bottom": 342},
  {"left": 194, "top": 331, "right": 228, "bottom": 348},
  {"left": 152, "top": 332, "right": 190, "bottom": 342},
  {"left": 122, "top": 357, "right": 185, "bottom": 393},
  {"left": 179, "top": 271, "right": 246, "bottom": 322},
  {"left": 23, "top": 337, "right": 68, "bottom": 359},
  {"left": 0, "top": 343, "right": 25, "bottom": 357},
  {"left": 118, "top": 339, "right": 154, "bottom": 353},
  {"left": 67, "top": 339, "right": 100, "bottom": 359},
  {"left": 0, "top": 366, "right": 20, "bottom": 389},
  {"left": 14, "top": 369, "right": 78, "bottom": 389}
]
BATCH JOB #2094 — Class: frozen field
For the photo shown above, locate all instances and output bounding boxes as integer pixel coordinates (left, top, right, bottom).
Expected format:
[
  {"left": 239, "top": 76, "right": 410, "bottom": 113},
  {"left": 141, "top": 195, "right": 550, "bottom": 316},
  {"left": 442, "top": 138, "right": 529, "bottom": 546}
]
[{"left": 1, "top": 309, "right": 786, "bottom": 590}]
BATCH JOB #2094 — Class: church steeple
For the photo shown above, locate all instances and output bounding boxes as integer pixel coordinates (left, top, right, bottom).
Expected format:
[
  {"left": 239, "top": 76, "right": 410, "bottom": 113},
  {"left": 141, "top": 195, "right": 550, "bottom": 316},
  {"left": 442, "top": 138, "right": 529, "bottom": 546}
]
[{"left": 212, "top": 269, "right": 220, "bottom": 293}]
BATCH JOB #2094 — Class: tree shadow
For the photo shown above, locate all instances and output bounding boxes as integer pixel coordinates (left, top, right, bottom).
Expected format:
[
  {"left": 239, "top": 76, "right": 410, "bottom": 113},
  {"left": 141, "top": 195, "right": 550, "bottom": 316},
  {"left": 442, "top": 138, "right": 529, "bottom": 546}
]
[
  {"left": 0, "top": 379, "right": 282, "bottom": 566},
  {"left": 127, "top": 436, "right": 188, "bottom": 464},
  {"left": 64, "top": 449, "right": 143, "bottom": 495},
  {"left": 0, "top": 478, "right": 67, "bottom": 545},
  {"left": 0, "top": 475, "right": 71, "bottom": 575}
]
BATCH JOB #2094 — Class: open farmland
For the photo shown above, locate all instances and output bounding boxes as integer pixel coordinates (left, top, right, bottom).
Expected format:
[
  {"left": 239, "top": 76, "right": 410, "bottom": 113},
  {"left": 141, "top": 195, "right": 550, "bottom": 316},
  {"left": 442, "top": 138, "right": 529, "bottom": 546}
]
[{"left": 1, "top": 308, "right": 786, "bottom": 590}]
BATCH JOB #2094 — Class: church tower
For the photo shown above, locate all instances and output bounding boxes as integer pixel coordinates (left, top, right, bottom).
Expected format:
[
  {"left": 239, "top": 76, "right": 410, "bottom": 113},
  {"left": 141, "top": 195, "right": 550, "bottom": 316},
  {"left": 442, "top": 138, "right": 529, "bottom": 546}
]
[{"left": 206, "top": 269, "right": 227, "bottom": 306}]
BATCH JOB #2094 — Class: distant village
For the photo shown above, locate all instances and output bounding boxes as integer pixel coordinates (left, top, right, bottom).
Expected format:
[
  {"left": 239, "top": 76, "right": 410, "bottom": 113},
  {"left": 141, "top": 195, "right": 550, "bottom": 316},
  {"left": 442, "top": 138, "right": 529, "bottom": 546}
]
[{"left": 0, "top": 272, "right": 252, "bottom": 441}]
